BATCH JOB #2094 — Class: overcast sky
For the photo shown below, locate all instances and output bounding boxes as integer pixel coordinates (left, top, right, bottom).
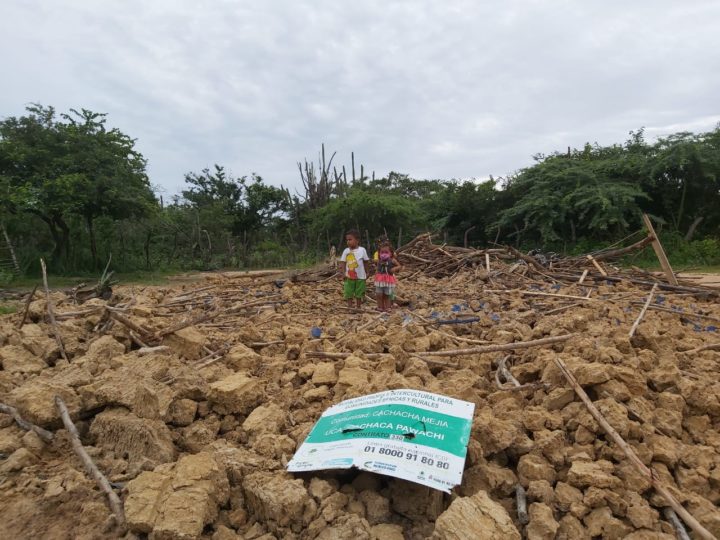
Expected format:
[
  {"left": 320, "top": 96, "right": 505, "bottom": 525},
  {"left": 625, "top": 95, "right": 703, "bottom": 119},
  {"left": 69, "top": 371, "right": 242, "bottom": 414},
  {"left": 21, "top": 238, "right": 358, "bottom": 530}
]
[{"left": 2, "top": 1, "right": 719, "bottom": 197}]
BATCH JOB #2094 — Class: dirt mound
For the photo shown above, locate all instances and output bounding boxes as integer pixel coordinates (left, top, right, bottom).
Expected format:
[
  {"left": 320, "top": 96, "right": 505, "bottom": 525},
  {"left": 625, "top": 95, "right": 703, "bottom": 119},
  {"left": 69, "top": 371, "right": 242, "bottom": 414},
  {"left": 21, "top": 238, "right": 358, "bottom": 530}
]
[{"left": 0, "top": 261, "right": 719, "bottom": 539}]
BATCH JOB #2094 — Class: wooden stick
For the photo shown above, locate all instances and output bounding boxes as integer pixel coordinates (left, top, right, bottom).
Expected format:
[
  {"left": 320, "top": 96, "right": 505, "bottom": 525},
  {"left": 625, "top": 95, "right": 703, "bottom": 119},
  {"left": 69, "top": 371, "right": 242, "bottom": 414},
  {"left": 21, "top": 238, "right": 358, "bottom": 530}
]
[
  {"left": 485, "top": 253, "right": 490, "bottom": 272},
  {"left": 249, "top": 340, "right": 284, "bottom": 347},
  {"left": 663, "top": 507, "right": 691, "bottom": 540},
  {"left": 40, "top": 258, "right": 68, "bottom": 362},
  {"left": 554, "top": 358, "right": 714, "bottom": 540},
  {"left": 629, "top": 303, "right": 720, "bottom": 324},
  {"left": 17, "top": 284, "right": 39, "bottom": 329},
  {"left": 55, "top": 396, "right": 125, "bottom": 528},
  {"left": 521, "top": 291, "right": 597, "bottom": 302},
  {"left": 515, "top": 484, "right": 529, "bottom": 525},
  {"left": 577, "top": 269, "right": 588, "bottom": 285},
  {"left": 0, "top": 402, "right": 54, "bottom": 443},
  {"left": 137, "top": 345, "right": 170, "bottom": 355},
  {"left": 107, "top": 310, "right": 152, "bottom": 337},
  {"left": 683, "top": 342, "right": 720, "bottom": 355},
  {"left": 496, "top": 355, "right": 520, "bottom": 387},
  {"left": 129, "top": 331, "right": 150, "bottom": 349},
  {"left": 629, "top": 283, "right": 658, "bottom": 338},
  {"left": 544, "top": 302, "right": 582, "bottom": 316},
  {"left": 642, "top": 214, "right": 678, "bottom": 286},
  {"left": 586, "top": 254, "right": 608, "bottom": 276},
  {"left": 407, "top": 334, "right": 575, "bottom": 358}
]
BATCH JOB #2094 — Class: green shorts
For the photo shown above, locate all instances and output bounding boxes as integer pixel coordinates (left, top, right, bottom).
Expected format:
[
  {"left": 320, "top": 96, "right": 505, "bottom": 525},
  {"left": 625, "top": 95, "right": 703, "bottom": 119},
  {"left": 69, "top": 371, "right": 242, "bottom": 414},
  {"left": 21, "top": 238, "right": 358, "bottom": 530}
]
[{"left": 343, "top": 278, "right": 366, "bottom": 299}]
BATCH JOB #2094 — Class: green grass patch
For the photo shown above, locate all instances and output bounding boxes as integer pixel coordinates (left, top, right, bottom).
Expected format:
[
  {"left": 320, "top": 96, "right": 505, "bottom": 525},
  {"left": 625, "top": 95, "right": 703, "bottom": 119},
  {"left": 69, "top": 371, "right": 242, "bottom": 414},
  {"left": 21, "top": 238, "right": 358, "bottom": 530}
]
[{"left": 0, "top": 303, "right": 17, "bottom": 315}]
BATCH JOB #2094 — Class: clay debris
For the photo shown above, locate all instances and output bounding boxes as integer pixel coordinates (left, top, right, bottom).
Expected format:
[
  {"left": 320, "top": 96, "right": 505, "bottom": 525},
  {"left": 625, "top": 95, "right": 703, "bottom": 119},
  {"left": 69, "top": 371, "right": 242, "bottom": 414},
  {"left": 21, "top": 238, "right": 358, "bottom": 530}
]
[{"left": 0, "top": 249, "right": 719, "bottom": 539}]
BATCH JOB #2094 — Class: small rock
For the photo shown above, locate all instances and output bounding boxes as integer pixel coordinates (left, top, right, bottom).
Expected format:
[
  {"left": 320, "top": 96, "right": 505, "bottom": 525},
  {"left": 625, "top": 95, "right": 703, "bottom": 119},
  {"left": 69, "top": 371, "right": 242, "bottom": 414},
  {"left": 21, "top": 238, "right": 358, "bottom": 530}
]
[
  {"left": 432, "top": 489, "right": 521, "bottom": 539},
  {"left": 0, "top": 345, "right": 47, "bottom": 374},
  {"left": 0, "top": 447, "right": 38, "bottom": 473},
  {"left": 90, "top": 408, "right": 175, "bottom": 468},
  {"left": 309, "top": 478, "right": 336, "bottom": 500},
  {"left": 518, "top": 454, "right": 556, "bottom": 485},
  {"left": 370, "top": 523, "right": 404, "bottom": 540},
  {"left": 243, "top": 404, "right": 286, "bottom": 437},
  {"left": 164, "top": 327, "right": 207, "bottom": 360},
  {"left": 358, "top": 490, "right": 390, "bottom": 525},
  {"left": 567, "top": 460, "right": 621, "bottom": 489},
  {"left": 125, "top": 451, "right": 230, "bottom": 538},
  {"left": 208, "top": 372, "right": 264, "bottom": 415},
  {"left": 312, "top": 363, "right": 338, "bottom": 385},
  {"left": 526, "top": 502, "right": 559, "bottom": 540},
  {"left": 168, "top": 398, "right": 198, "bottom": 426},
  {"left": 304, "top": 385, "right": 330, "bottom": 402},
  {"left": 243, "top": 472, "right": 309, "bottom": 532},
  {"left": 337, "top": 366, "right": 370, "bottom": 387}
]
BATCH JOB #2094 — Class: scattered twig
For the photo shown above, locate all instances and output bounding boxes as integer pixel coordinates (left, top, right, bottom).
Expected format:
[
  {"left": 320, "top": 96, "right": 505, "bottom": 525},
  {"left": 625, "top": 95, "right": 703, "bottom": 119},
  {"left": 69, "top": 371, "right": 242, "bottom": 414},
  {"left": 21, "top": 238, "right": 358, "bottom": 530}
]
[
  {"left": 554, "top": 357, "right": 714, "bottom": 540},
  {"left": 40, "top": 258, "right": 68, "bottom": 362},
  {"left": 515, "top": 484, "right": 529, "bottom": 525},
  {"left": 418, "top": 334, "right": 574, "bottom": 358},
  {"left": 629, "top": 283, "right": 658, "bottom": 339},
  {"left": 0, "top": 402, "right": 54, "bottom": 443},
  {"left": 663, "top": 507, "right": 691, "bottom": 540},
  {"left": 137, "top": 345, "right": 170, "bottom": 355},
  {"left": 17, "top": 284, "right": 39, "bottom": 329},
  {"left": 55, "top": 396, "right": 125, "bottom": 529},
  {"left": 683, "top": 342, "right": 720, "bottom": 355}
]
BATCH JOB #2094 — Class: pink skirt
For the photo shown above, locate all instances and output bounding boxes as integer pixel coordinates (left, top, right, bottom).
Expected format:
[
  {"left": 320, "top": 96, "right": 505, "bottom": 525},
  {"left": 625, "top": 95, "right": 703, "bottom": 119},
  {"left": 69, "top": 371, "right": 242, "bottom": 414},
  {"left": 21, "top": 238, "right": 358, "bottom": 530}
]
[{"left": 374, "top": 273, "right": 397, "bottom": 286}]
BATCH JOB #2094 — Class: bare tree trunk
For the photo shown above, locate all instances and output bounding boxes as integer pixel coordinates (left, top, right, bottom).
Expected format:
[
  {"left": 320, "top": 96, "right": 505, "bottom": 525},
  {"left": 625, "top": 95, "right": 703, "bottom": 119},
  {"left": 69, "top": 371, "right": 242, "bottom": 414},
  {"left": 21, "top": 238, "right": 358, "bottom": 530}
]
[
  {"left": 86, "top": 215, "right": 98, "bottom": 270},
  {"left": 54, "top": 215, "right": 71, "bottom": 264},
  {"left": 0, "top": 222, "right": 20, "bottom": 274},
  {"left": 676, "top": 178, "right": 688, "bottom": 232},
  {"left": 463, "top": 226, "right": 476, "bottom": 248},
  {"left": 684, "top": 216, "right": 704, "bottom": 242},
  {"left": 144, "top": 229, "right": 152, "bottom": 269}
]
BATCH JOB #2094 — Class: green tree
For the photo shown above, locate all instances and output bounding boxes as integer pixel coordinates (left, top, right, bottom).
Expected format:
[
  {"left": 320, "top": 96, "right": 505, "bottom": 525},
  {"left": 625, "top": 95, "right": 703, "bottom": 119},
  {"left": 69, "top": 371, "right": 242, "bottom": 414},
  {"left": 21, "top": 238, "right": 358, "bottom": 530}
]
[{"left": 0, "top": 104, "right": 154, "bottom": 269}]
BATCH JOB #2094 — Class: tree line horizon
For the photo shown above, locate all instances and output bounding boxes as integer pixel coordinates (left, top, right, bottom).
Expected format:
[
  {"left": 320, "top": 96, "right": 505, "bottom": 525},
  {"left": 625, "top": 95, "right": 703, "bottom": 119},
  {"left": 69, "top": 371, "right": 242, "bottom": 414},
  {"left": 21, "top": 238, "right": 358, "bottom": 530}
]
[{"left": 1, "top": 104, "right": 719, "bottom": 278}]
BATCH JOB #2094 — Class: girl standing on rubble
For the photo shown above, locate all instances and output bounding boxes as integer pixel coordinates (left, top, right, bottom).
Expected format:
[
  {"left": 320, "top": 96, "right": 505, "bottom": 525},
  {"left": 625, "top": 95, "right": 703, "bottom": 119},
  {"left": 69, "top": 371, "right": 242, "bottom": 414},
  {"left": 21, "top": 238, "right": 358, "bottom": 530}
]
[{"left": 373, "top": 241, "right": 402, "bottom": 312}]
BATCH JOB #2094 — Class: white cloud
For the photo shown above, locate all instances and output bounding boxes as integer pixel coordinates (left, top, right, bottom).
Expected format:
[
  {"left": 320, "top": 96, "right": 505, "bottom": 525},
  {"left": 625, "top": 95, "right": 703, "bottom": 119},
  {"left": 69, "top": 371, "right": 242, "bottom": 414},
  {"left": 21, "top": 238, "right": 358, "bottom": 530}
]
[{"left": 1, "top": 0, "right": 718, "bottom": 194}]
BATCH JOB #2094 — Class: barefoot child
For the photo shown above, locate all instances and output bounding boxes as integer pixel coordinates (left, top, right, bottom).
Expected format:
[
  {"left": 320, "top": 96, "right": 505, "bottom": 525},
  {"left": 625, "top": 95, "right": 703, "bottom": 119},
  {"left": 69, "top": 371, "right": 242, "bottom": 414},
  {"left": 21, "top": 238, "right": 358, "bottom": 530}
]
[
  {"left": 338, "top": 229, "right": 370, "bottom": 309},
  {"left": 374, "top": 241, "right": 401, "bottom": 312}
]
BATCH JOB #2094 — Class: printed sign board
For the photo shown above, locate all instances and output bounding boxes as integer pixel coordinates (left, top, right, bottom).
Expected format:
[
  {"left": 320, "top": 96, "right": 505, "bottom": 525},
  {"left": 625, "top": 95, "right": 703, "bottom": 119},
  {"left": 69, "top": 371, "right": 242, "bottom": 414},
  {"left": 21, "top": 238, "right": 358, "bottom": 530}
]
[{"left": 287, "top": 389, "right": 475, "bottom": 492}]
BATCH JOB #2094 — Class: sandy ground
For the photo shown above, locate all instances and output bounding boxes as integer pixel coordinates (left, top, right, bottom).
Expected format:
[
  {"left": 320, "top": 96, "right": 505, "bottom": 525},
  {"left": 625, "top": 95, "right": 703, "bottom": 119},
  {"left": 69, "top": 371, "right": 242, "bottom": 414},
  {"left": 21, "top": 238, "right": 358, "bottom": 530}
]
[{"left": 0, "top": 265, "right": 719, "bottom": 539}]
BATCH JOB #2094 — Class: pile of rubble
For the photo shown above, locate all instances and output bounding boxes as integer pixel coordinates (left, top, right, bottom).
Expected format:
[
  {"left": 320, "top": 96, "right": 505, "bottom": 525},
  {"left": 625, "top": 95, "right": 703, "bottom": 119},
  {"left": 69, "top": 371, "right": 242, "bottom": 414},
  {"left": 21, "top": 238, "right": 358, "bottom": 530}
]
[{"left": 0, "top": 247, "right": 719, "bottom": 539}]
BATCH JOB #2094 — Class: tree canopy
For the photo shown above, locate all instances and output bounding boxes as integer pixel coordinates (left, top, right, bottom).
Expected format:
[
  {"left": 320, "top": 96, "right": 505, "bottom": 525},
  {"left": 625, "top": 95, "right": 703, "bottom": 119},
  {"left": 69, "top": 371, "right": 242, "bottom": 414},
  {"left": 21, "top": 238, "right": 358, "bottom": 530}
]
[{"left": 2, "top": 103, "right": 719, "bottom": 277}]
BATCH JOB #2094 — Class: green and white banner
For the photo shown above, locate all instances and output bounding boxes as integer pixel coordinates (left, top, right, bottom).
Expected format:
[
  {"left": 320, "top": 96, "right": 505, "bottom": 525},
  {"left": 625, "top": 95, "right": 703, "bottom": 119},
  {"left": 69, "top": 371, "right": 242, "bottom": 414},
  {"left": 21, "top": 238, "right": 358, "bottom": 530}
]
[{"left": 287, "top": 389, "right": 475, "bottom": 492}]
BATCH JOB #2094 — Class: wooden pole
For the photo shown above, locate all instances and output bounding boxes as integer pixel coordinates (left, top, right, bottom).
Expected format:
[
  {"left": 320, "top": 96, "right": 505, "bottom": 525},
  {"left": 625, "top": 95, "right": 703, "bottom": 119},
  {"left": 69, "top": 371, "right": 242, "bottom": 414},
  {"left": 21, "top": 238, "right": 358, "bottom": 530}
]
[
  {"left": 586, "top": 254, "right": 608, "bottom": 276},
  {"left": 554, "top": 358, "right": 714, "bottom": 540},
  {"left": 515, "top": 484, "right": 529, "bottom": 525},
  {"left": 55, "top": 396, "right": 125, "bottom": 529},
  {"left": 40, "top": 258, "right": 68, "bottom": 362},
  {"left": 17, "top": 284, "right": 39, "bottom": 329},
  {"left": 628, "top": 283, "right": 658, "bottom": 338},
  {"left": 642, "top": 214, "right": 678, "bottom": 285}
]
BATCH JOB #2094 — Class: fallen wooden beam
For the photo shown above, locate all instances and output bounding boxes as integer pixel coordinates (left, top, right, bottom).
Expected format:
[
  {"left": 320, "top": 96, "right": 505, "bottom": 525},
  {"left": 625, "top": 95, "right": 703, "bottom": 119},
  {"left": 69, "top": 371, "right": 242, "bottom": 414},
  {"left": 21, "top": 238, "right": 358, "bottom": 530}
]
[
  {"left": 55, "top": 396, "right": 125, "bottom": 529},
  {"left": 0, "top": 402, "right": 54, "bottom": 443},
  {"left": 411, "top": 334, "right": 575, "bottom": 358},
  {"left": 586, "top": 254, "right": 608, "bottom": 276},
  {"left": 642, "top": 214, "right": 678, "bottom": 286},
  {"left": 554, "top": 357, "right": 714, "bottom": 540}
]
